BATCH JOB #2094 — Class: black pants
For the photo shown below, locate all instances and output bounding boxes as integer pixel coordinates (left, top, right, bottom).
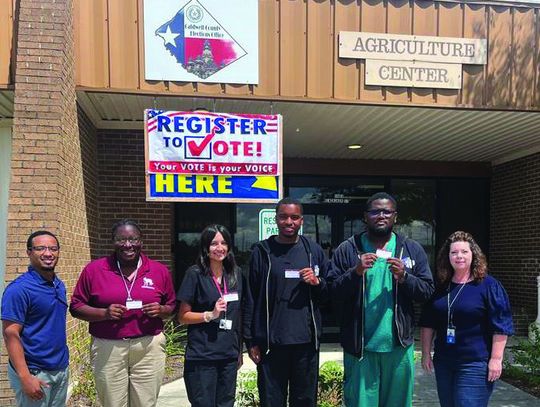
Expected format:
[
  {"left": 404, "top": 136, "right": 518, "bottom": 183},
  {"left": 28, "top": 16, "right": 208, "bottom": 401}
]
[
  {"left": 257, "top": 343, "right": 319, "bottom": 407},
  {"left": 183, "top": 358, "right": 237, "bottom": 407}
]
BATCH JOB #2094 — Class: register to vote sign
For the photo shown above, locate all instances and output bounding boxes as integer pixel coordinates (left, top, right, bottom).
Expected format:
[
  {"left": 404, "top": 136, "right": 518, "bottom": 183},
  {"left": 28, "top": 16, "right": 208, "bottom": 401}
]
[{"left": 145, "top": 109, "right": 282, "bottom": 203}]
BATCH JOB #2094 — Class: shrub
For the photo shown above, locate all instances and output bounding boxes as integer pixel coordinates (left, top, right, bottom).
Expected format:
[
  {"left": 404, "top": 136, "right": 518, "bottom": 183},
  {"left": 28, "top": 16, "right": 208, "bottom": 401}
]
[
  {"left": 68, "top": 325, "right": 98, "bottom": 406},
  {"left": 163, "top": 319, "right": 187, "bottom": 357},
  {"left": 236, "top": 371, "right": 260, "bottom": 407},
  {"left": 235, "top": 361, "right": 345, "bottom": 407},
  {"left": 507, "top": 323, "right": 540, "bottom": 376},
  {"left": 318, "top": 361, "right": 344, "bottom": 407}
]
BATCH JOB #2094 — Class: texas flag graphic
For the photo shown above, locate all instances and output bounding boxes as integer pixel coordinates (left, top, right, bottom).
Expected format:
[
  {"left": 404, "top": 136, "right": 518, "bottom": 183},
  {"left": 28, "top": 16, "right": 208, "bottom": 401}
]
[{"left": 155, "top": 0, "right": 247, "bottom": 80}]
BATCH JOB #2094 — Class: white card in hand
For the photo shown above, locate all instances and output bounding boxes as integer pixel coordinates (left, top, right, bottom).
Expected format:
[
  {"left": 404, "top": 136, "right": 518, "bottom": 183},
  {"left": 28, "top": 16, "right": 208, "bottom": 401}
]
[
  {"left": 126, "top": 300, "right": 143, "bottom": 310},
  {"left": 375, "top": 249, "right": 392, "bottom": 259},
  {"left": 223, "top": 292, "right": 239, "bottom": 302},
  {"left": 285, "top": 270, "right": 300, "bottom": 279}
]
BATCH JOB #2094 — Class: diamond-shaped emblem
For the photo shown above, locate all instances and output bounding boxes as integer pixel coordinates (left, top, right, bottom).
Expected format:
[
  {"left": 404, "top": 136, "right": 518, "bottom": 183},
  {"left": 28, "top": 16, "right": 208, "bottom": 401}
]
[{"left": 155, "top": 0, "right": 247, "bottom": 80}]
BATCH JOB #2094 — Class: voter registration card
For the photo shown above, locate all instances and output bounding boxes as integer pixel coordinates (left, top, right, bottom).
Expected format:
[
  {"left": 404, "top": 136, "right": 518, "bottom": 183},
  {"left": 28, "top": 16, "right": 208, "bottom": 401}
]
[
  {"left": 223, "top": 292, "right": 239, "bottom": 303},
  {"left": 375, "top": 249, "right": 392, "bottom": 259},
  {"left": 219, "top": 319, "right": 233, "bottom": 330},
  {"left": 126, "top": 300, "right": 143, "bottom": 310},
  {"left": 285, "top": 269, "right": 300, "bottom": 279}
]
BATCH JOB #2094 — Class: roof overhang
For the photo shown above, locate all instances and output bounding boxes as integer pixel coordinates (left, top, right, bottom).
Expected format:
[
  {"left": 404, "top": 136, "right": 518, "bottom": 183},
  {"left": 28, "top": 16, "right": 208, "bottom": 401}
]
[{"left": 77, "top": 91, "right": 540, "bottom": 166}]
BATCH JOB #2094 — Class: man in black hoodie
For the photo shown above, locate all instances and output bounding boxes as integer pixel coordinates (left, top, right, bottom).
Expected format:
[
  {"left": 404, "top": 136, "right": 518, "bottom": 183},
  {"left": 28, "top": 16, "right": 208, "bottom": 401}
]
[
  {"left": 243, "top": 197, "right": 329, "bottom": 407},
  {"left": 328, "top": 192, "right": 434, "bottom": 407}
]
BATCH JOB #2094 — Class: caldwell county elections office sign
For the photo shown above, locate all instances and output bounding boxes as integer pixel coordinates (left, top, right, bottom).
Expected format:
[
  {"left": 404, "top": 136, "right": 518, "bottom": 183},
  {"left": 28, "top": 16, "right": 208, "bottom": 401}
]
[
  {"left": 143, "top": 0, "right": 258, "bottom": 84},
  {"left": 144, "top": 109, "right": 283, "bottom": 203},
  {"left": 339, "top": 32, "right": 487, "bottom": 89}
]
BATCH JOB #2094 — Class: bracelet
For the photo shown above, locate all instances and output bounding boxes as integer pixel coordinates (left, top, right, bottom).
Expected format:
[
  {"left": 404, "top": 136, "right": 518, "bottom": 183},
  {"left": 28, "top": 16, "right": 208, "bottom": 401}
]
[{"left": 203, "top": 312, "right": 211, "bottom": 323}]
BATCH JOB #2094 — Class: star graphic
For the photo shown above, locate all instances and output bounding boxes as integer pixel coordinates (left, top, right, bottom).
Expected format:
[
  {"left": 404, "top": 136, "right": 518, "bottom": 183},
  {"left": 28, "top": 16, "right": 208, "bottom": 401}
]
[{"left": 159, "top": 25, "right": 180, "bottom": 46}]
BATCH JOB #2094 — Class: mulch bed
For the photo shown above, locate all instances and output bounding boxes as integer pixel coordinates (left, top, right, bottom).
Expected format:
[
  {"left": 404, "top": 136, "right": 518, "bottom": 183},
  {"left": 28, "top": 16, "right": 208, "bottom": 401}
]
[
  {"left": 163, "top": 354, "right": 184, "bottom": 384},
  {"left": 501, "top": 371, "right": 540, "bottom": 398}
]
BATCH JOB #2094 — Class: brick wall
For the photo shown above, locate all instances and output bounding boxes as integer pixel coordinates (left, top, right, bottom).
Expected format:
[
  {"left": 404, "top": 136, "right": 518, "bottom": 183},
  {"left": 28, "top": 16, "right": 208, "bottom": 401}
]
[
  {"left": 490, "top": 152, "right": 540, "bottom": 335},
  {"left": 78, "top": 107, "right": 100, "bottom": 258},
  {"left": 2, "top": 0, "right": 95, "bottom": 404},
  {"left": 96, "top": 129, "right": 174, "bottom": 270}
]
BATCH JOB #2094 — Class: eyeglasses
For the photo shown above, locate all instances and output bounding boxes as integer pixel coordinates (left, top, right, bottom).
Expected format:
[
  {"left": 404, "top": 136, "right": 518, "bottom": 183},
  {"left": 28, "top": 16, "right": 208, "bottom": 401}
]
[
  {"left": 30, "top": 246, "right": 60, "bottom": 253},
  {"left": 277, "top": 214, "right": 303, "bottom": 221},
  {"left": 366, "top": 209, "right": 396, "bottom": 218},
  {"left": 114, "top": 238, "right": 142, "bottom": 245}
]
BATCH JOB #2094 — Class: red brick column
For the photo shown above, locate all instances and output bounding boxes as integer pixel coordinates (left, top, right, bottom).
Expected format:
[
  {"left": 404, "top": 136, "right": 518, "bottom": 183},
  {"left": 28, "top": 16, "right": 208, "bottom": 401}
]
[
  {"left": 490, "top": 152, "right": 540, "bottom": 335},
  {"left": 2, "top": 0, "right": 94, "bottom": 403}
]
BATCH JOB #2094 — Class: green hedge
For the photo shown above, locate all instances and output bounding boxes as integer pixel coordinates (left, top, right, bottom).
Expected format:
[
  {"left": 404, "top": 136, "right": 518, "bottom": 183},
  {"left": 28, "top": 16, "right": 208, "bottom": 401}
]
[{"left": 236, "top": 361, "right": 344, "bottom": 407}]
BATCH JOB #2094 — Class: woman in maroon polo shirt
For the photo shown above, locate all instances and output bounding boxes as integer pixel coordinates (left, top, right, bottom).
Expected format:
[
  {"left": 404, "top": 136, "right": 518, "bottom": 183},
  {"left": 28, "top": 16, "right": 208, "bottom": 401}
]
[
  {"left": 70, "top": 219, "right": 176, "bottom": 407},
  {"left": 177, "top": 224, "right": 244, "bottom": 407}
]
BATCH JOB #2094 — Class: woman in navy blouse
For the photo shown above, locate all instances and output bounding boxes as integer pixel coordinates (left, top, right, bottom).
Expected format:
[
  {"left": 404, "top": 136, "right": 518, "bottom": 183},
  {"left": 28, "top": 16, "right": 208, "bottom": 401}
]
[{"left": 420, "top": 231, "right": 514, "bottom": 407}]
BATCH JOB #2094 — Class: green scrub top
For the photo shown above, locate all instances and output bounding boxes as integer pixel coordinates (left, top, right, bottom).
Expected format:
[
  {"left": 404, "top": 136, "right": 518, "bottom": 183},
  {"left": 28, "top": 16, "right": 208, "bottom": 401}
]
[{"left": 361, "top": 232, "right": 396, "bottom": 352}]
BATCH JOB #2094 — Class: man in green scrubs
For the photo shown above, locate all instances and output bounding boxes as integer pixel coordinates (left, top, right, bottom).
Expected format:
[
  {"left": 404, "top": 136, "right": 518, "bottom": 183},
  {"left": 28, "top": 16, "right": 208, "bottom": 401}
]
[{"left": 328, "top": 192, "right": 434, "bottom": 407}]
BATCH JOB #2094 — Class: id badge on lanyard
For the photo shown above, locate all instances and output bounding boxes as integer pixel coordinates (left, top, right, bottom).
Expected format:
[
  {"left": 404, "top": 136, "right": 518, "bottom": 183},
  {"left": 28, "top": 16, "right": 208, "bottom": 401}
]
[
  {"left": 118, "top": 259, "right": 142, "bottom": 309},
  {"left": 446, "top": 324, "right": 456, "bottom": 344},
  {"left": 446, "top": 282, "right": 466, "bottom": 345},
  {"left": 213, "top": 275, "right": 233, "bottom": 330}
]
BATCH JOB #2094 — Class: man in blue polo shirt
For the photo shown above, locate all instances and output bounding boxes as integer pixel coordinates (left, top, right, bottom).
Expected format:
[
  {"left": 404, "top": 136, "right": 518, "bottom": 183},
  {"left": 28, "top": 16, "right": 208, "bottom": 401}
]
[{"left": 1, "top": 231, "right": 69, "bottom": 407}]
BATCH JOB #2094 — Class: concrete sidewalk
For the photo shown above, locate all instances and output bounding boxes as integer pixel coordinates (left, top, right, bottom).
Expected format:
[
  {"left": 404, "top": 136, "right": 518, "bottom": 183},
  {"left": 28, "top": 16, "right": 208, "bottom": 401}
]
[{"left": 157, "top": 343, "right": 540, "bottom": 406}]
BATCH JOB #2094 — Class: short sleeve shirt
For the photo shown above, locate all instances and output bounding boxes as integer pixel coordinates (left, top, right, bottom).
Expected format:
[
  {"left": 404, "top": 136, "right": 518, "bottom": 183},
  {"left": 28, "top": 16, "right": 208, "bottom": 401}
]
[
  {"left": 177, "top": 265, "right": 243, "bottom": 361},
  {"left": 419, "top": 275, "right": 514, "bottom": 362},
  {"left": 70, "top": 253, "right": 176, "bottom": 339},
  {"left": 1, "top": 267, "right": 69, "bottom": 370}
]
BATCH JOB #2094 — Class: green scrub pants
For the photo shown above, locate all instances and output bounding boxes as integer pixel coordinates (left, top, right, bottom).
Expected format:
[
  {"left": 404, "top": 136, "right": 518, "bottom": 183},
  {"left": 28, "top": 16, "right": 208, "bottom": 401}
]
[{"left": 343, "top": 345, "right": 414, "bottom": 407}]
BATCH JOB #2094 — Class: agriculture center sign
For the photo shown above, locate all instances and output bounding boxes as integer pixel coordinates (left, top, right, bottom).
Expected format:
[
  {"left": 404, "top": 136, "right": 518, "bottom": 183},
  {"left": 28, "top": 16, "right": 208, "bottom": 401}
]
[{"left": 339, "top": 32, "right": 487, "bottom": 89}]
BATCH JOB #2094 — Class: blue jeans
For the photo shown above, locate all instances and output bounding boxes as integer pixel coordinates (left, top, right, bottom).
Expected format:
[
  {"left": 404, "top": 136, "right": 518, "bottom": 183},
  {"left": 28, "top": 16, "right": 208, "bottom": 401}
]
[
  {"left": 433, "top": 356, "right": 494, "bottom": 407},
  {"left": 8, "top": 362, "right": 68, "bottom": 407}
]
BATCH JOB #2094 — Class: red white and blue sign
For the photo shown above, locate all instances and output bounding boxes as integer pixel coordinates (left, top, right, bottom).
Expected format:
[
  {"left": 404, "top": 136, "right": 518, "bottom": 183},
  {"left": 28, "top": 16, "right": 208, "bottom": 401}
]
[
  {"left": 145, "top": 109, "right": 282, "bottom": 203},
  {"left": 148, "top": 174, "right": 280, "bottom": 202},
  {"left": 144, "top": 0, "right": 258, "bottom": 84},
  {"left": 145, "top": 109, "right": 281, "bottom": 176}
]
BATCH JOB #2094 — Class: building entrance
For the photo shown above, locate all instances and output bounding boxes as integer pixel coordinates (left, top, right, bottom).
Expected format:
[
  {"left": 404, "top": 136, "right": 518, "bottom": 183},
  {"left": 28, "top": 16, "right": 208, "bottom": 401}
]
[
  {"left": 300, "top": 203, "right": 366, "bottom": 341},
  {"left": 174, "top": 175, "right": 489, "bottom": 341}
]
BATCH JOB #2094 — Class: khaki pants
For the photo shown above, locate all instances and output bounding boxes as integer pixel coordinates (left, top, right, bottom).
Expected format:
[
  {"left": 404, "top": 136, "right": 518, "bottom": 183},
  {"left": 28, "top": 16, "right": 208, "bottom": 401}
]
[{"left": 91, "top": 333, "right": 166, "bottom": 407}]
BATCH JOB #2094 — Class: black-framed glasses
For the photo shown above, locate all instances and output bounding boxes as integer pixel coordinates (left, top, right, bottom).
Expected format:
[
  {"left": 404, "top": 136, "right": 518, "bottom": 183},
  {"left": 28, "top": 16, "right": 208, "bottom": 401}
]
[
  {"left": 30, "top": 246, "right": 59, "bottom": 253},
  {"left": 366, "top": 209, "right": 396, "bottom": 218},
  {"left": 114, "top": 237, "right": 142, "bottom": 245}
]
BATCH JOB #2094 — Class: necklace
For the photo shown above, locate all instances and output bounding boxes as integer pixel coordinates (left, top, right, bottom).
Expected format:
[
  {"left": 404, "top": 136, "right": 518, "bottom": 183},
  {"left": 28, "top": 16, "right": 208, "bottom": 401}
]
[{"left": 452, "top": 272, "right": 471, "bottom": 284}]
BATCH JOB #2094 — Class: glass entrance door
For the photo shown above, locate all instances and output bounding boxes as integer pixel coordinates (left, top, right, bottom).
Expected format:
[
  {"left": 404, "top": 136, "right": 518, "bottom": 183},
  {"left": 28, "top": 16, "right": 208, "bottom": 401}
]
[
  {"left": 300, "top": 203, "right": 366, "bottom": 341},
  {"left": 174, "top": 176, "right": 439, "bottom": 342},
  {"left": 301, "top": 203, "right": 366, "bottom": 258}
]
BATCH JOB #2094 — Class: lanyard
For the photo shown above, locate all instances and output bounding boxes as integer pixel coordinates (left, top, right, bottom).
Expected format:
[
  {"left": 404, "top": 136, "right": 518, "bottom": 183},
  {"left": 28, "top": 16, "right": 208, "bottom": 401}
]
[
  {"left": 212, "top": 273, "right": 228, "bottom": 319},
  {"left": 447, "top": 282, "right": 467, "bottom": 327},
  {"left": 212, "top": 274, "right": 228, "bottom": 297},
  {"left": 118, "top": 257, "right": 142, "bottom": 301}
]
